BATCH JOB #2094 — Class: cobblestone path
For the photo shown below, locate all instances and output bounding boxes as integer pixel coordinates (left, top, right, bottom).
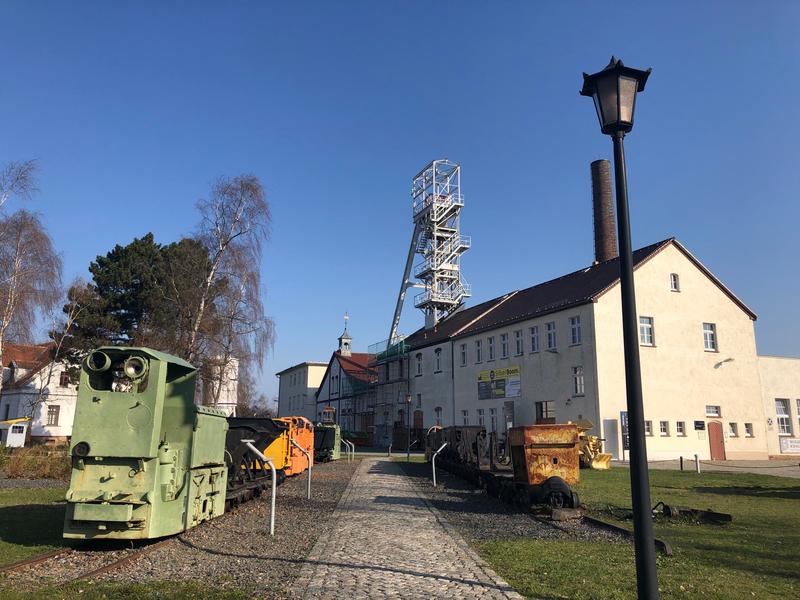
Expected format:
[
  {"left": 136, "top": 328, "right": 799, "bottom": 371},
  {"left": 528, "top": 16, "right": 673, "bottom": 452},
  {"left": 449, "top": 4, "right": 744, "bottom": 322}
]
[{"left": 294, "top": 458, "right": 523, "bottom": 599}]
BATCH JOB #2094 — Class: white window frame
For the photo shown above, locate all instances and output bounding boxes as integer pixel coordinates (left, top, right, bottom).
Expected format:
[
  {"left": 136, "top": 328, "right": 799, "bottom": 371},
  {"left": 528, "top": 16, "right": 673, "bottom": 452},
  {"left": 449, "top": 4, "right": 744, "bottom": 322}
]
[
  {"left": 530, "top": 326, "right": 539, "bottom": 353},
  {"left": 676, "top": 421, "right": 686, "bottom": 436},
  {"left": 477, "top": 408, "right": 485, "bottom": 426},
  {"left": 487, "top": 336, "right": 495, "bottom": 361},
  {"left": 775, "top": 399, "right": 792, "bottom": 435},
  {"left": 490, "top": 408, "right": 497, "bottom": 432},
  {"left": 703, "top": 322, "right": 718, "bottom": 351},
  {"left": 475, "top": 340, "right": 482, "bottom": 363},
  {"left": 728, "top": 422, "right": 738, "bottom": 437},
  {"left": 670, "top": 273, "right": 680, "bottom": 292},
  {"left": 46, "top": 404, "right": 60, "bottom": 427},
  {"left": 546, "top": 322, "right": 556, "bottom": 350},
  {"left": 659, "top": 421, "right": 669, "bottom": 436},
  {"left": 744, "top": 422, "right": 754, "bottom": 438},
  {"left": 570, "top": 316, "right": 581, "bottom": 345},
  {"left": 514, "top": 330, "right": 523, "bottom": 355},
  {"left": 415, "top": 353, "right": 423, "bottom": 376},
  {"left": 639, "top": 316, "right": 654, "bottom": 346},
  {"left": 500, "top": 333, "right": 509, "bottom": 358},
  {"left": 705, "top": 405, "right": 721, "bottom": 418},
  {"left": 572, "top": 366, "right": 585, "bottom": 396},
  {"left": 644, "top": 420, "right": 653, "bottom": 436},
  {"left": 460, "top": 343, "right": 467, "bottom": 367},
  {"left": 434, "top": 348, "right": 442, "bottom": 373},
  {"left": 462, "top": 409, "right": 469, "bottom": 426}
]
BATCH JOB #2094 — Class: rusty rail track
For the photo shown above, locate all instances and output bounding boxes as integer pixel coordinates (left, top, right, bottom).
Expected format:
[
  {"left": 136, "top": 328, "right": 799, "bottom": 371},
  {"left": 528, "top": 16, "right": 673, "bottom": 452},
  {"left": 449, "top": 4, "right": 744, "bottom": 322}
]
[
  {"left": 73, "top": 538, "right": 175, "bottom": 582},
  {"left": 0, "top": 548, "right": 74, "bottom": 575}
]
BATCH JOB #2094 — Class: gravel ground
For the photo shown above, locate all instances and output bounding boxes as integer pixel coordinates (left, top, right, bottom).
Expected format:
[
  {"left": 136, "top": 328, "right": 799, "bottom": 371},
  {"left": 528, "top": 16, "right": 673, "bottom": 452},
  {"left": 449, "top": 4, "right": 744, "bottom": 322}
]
[
  {"left": 94, "top": 458, "right": 360, "bottom": 597},
  {"left": 397, "top": 461, "right": 627, "bottom": 545},
  {"left": 0, "top": 474, "right": 67, "bottom": 489}
]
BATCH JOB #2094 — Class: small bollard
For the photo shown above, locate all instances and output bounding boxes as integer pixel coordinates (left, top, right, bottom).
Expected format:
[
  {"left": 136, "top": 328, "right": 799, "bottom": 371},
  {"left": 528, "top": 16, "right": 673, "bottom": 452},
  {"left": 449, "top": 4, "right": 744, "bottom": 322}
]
[
  {"left": 694, "top": 453, "right": 701, "bottom": 474},
  {"left": 387, "top": 444, "right": 392, "bottom": 457},
  {"left": 431, "top": 442, "right": 448, "bottom": 487},
  {"left": 679, "top": 456, "right": 684, "bottom": 471}
]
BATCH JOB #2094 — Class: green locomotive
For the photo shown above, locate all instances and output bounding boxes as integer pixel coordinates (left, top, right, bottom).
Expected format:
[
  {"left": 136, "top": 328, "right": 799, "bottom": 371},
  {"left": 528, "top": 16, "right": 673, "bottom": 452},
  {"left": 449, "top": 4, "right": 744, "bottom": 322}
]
[{"left": 64, "top": 347, "right": 229, "bottom": 540}]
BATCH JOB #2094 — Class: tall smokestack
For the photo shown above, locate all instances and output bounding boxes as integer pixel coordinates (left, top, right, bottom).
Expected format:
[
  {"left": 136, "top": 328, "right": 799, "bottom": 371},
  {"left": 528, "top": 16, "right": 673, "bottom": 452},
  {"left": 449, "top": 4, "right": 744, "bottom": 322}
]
[{"left": 590, "top": 159, "right": 618, "bottom": 263}]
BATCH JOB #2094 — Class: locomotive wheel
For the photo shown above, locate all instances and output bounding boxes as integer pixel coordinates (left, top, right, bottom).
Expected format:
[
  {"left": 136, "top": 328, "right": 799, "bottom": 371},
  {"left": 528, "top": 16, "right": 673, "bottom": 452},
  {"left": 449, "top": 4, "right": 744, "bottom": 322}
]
[{"left": 539, "top": 476, "right": 573, "bottom": 509}]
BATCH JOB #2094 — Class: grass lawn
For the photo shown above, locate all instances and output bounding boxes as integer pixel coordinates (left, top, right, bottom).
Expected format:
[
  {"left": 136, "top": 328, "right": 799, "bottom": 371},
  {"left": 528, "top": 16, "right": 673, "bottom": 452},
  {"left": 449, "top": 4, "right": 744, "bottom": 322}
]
[
  {"left": 0, "top": 487, "right": 69, "bottom": 567},
  {"left": 476, "top": 468, "right": 799, "bottom": 599}
]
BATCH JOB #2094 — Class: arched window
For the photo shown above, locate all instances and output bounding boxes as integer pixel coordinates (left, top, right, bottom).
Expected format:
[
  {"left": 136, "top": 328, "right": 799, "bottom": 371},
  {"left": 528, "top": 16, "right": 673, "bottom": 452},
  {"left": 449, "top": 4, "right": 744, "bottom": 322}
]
[{"left": 434, "top": 406, "right": 443, "bottom": 426}]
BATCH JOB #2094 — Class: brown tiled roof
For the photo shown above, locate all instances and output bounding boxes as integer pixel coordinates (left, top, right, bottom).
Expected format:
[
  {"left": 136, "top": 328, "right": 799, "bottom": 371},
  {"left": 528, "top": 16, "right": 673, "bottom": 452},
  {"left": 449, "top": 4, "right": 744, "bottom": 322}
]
[
  {"left": 2, "top": 343, "right": 53, "bottom": 369},
  {"left": 337, "top": 352, "right": 377, "bottom": 383},
  {"left": 405, "top": 237, "right": 750, "bottom": 350}
]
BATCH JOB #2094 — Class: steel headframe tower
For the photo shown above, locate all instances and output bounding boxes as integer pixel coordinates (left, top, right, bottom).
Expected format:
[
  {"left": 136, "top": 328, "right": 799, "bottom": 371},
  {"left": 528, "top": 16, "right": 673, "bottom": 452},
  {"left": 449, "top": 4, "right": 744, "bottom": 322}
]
[{"left": 389, "top": 159, "right": 471, "bottom": 341}]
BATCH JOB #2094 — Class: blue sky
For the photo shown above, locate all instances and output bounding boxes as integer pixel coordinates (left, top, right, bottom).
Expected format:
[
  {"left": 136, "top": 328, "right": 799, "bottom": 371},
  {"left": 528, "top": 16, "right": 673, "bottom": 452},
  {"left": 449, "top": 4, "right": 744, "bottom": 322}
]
[{"left": 2, "top": 2, "right": 798, "bottom": 400}]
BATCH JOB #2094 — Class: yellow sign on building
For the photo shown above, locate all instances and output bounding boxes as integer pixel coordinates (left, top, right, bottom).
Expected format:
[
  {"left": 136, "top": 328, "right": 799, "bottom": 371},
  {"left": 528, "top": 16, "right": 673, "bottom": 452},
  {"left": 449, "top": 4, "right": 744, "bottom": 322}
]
[{"left": 477, "top": 366, "right": 521, "bottom": 400}]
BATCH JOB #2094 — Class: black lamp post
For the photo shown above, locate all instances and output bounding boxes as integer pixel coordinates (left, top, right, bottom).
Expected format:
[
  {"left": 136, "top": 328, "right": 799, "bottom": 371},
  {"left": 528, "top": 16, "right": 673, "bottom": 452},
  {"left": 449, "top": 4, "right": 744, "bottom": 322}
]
[{"left": 581, "top": 57, "right": 659, "bottom": 600}]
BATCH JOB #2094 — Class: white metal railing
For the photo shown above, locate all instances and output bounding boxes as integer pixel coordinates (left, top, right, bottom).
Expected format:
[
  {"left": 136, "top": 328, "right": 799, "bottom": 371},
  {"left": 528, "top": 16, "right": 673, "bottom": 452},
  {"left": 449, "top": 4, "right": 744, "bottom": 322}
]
[
  {"left": 242, "top": 440, "right": 277, "bottom": 536},
  {"left": 432, "top": 442, "right": 448, "bottom": 487}
]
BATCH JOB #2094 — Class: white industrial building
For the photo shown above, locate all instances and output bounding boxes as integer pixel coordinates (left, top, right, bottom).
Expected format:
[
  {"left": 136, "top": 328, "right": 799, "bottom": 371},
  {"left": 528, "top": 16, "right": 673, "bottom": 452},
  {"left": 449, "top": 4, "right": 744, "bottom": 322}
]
[
  {"left": 367, "top": 158, "right": 800, "bottom": 460},
  {"left": 276, "top": 360, "right": 328, "bottom": 421}
]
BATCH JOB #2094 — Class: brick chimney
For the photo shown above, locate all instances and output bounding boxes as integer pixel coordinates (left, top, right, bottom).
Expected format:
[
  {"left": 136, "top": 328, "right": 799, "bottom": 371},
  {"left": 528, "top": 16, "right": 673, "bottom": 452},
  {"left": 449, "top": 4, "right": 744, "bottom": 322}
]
[{"left": 590, "top": 159, "right": 618, "bottom": 263}]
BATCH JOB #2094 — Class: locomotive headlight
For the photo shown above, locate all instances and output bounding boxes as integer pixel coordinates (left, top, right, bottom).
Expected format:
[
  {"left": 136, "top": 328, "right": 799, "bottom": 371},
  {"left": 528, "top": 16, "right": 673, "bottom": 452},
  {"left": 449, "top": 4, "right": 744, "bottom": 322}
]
[
  {"left": 87, "top": 351, "right": 111, "bottom": 372},
  {"left": 123, "top": 356, "right": 148, "bottom": 380},
  {"left": 73, "top": 441, "right": 91, "bottom": 457}
]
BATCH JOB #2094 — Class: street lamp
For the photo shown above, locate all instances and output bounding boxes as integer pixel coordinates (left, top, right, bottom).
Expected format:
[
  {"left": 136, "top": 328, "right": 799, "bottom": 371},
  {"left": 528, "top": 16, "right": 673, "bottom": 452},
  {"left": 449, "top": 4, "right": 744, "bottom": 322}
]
[
  {"left": 405, "top": 393, "right": 412, "bottom": 462},
  {"left": 581, "top": 56, "right": 658, "bottom": 600}
]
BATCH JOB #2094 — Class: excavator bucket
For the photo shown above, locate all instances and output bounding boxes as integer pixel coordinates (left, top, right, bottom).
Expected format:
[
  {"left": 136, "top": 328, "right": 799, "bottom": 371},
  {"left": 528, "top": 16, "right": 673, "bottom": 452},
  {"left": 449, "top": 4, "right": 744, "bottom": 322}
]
[{"left": 590, "top": 453, "right": 612, "bottom": 470}]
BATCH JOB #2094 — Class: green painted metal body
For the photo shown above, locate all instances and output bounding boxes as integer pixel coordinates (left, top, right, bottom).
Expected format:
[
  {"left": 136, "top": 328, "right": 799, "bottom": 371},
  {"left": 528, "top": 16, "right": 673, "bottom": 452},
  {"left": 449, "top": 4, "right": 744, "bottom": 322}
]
[
  {"left": 63, "top": 347, "right": 229, "bottom": 540},
  {"left": 324, "top": 423, "right": 342, "bottom": 461}
]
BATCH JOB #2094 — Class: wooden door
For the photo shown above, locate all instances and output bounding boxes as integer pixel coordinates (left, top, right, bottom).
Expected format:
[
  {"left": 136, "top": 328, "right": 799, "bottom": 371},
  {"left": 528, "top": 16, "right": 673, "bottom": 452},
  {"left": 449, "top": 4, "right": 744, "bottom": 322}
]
[
  {"left": 413, "top": 410, "right": 423, "bottom": 429},
  {"left": 708, "top": 421, "right": 726, "bottom": 460}
]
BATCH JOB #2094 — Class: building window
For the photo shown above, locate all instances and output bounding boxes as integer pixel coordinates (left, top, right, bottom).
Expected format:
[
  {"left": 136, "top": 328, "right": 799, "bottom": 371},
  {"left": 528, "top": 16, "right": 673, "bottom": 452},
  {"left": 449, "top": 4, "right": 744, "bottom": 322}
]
[
  {"left": 670, "top": 273, "right": 680, "bottom": 292},
  {"left": 59, "top": 371, "right": 71, "bottom": 387},
  {"left": 644, "top": 420, "right": 653, "bottom": 436},
  {"left": 434, "top": 348, "right": 442, "bottom": 373},
  {"left": 676, "top": 421, "right": 686, "bottom": 436},
  {"left": 546, "top": 322, "right": 556, "bottom": 350},
  {"left": 487, "top": 336, "right": 495, "bottom": 361},
  {"left": 460, "top": 344, "right": 467, "bottom": 367},
  {"left": 705, "top": 405, "right": 721, "bottom": 417},
  {"left": 535, "top": 401, "right": 556, "bottom": 424},
  {"left": 46, "top": 405, "right": 60, "bottom": 427},
  {"left": 500, "top": 333, "right": 509, "bottom": 358},
  {"left": 475, "top": 340, "right": 482, "bottom": 363},
  {"left": 570, "top": 316, "right": 581, "bottom": 345},
  {"left": 490, "top": 408, "right": 497, "bottom": 432},
  {"left": 415, "top": 353, "right": 422, "bottom": 376},
  {"left": 728, "top": 422, "right": 738, "bottom": 437},
  {"left": 703, "top": 322, "right": 718, "bottom": 351},
  {"left": 3, "top": 404, "right": 9, "bottom": 421},
  {"left": 572, "top": 366, "right": 585, "bottom": 396},
  {"left": 416, "top": 394, "right": 422, "bottom": 409},
  {"left": 514, "top": 330, "right": 523, "bottom": 355},
  {"left": 462, "top": 409, "right": 469, "bottom": 425},
  {"left": 11, "top": 425, "right": 24, "bottom": 434},
  {"left": 775, "top": 399, "right": 792, "bottom": 435},
  {"left": 639, "top": 316, "right": 654, "bottom": 346},
  {"left": 435, "top": 406, "right": 442, "bottom": 426},
  {"left": 659, "top": 421, "right": 669, "bottom": 436},
  {"left": 530, "top": 326, "right": 539, "bottom": 353},
  {"left": 477, "top": 408, "right": 485, "bottom": 426},
  {"left": 744, "top": 422, "right": 754, "bottom": 437}
]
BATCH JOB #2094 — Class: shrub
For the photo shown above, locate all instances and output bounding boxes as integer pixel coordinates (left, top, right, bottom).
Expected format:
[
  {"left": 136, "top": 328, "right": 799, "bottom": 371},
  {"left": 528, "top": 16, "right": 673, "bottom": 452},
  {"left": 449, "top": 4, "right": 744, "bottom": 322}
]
[{"left": 4, "top": 445, "right": 71, "bottom": 480}]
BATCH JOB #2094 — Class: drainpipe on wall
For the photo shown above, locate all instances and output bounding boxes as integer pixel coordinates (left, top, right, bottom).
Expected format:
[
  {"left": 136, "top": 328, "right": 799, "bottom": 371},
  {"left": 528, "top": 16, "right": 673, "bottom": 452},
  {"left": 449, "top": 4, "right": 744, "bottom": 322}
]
[{"left": 451, "top": 340, "right": 456, "bottom": 428}]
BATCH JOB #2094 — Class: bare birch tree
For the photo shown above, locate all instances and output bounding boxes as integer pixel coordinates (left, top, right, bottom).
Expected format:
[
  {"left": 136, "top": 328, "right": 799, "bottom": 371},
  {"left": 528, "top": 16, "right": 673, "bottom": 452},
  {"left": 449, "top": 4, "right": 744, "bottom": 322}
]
[
  {"left": 0, "top": 210, "right": 63, "bottom": 396},
  {"left": 187, "top": 175, "right": 271, "bottom": 364},
  {"left": 0, "top": 160, "right": 38, "bottom": 209}
]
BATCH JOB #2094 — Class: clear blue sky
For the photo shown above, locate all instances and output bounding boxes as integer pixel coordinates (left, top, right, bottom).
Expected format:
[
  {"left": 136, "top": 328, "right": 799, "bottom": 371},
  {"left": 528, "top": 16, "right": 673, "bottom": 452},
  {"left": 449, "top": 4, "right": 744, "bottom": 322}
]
[{"left": 2, "top": 2, "right": 798, "bottom": 400}]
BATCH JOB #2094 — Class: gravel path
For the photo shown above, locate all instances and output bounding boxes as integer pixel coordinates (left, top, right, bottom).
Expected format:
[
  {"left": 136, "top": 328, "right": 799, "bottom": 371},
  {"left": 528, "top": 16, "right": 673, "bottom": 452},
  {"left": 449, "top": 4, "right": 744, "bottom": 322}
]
[
  {"left": 0, "top": 475, "right": 67, "bottom": 489},
  {"left": 95, "top": 459, "right": 359, "bottom": 597},
  {"left": 397, "top": 461, "right": 627, "bottom": 544}
]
